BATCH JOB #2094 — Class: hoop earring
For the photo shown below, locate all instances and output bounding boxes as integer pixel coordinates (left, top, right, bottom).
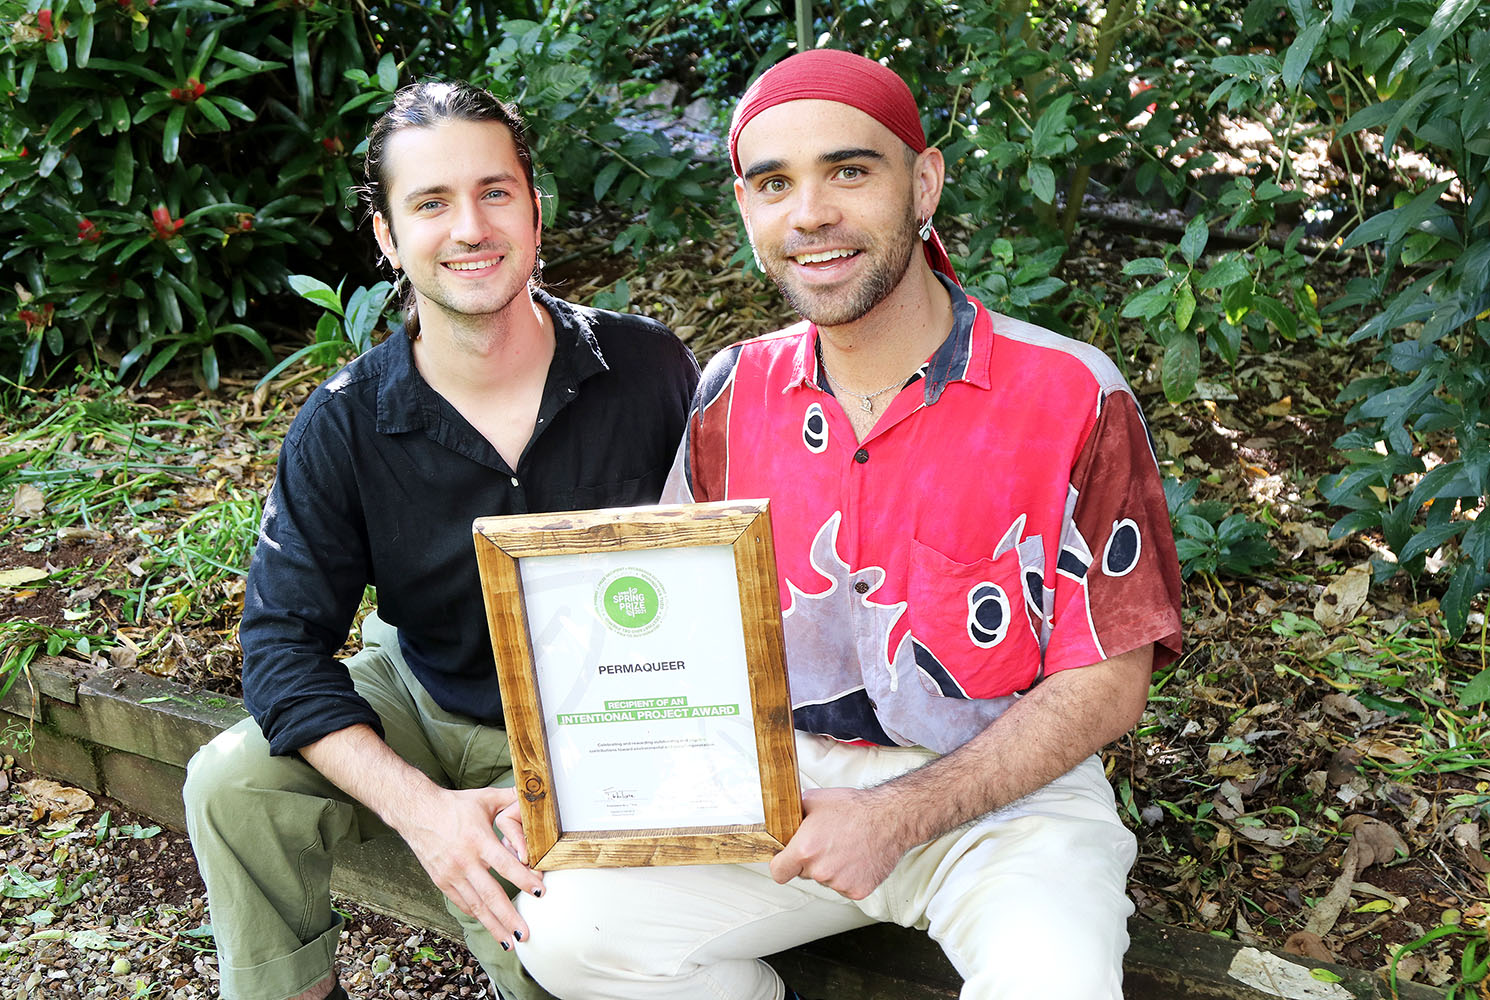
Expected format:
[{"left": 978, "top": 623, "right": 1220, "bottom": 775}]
[{"left": 917, "top": 216, "right": 933, "bottom": 241}]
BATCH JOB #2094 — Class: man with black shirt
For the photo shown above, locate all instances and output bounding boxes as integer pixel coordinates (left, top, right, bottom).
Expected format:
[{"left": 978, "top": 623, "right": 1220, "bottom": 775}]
[{"left": 183, "top": 82, "right": 697, "bottom": 1000}]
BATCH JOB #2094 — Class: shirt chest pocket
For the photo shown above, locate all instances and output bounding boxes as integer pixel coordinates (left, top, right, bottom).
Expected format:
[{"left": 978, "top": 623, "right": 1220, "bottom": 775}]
[{"left": 906, "top": 536, "right": 1045, "bottom": 700}]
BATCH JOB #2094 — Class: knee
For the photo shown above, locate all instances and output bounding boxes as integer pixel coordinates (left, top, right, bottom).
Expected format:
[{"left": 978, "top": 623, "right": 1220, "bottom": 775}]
[
  {"left": 514, "top": 887, "right": 597, "bottom": 998},
  {"left": 183, "top": 719, "right": 277, "bottom": 826},
  {"left": 515, "top": 877, "right": 646, "bottom": 998}
]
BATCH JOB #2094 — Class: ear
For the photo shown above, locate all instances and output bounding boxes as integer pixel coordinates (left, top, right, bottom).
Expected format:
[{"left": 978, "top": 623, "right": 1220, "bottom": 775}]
[
  {"left": 372, "top": 211, "right": 400, "bottom": 271},
  {"left": 914, "top": 147, "right": 946, "bottom": 221},
  {"left": 533, "top": 190, "right": 544, "bottom": 244}
]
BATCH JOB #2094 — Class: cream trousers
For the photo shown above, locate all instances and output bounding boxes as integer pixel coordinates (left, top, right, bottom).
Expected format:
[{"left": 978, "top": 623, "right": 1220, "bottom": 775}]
[{"left": 515, "top": 734, "right": 1137, "bottom": 1000}]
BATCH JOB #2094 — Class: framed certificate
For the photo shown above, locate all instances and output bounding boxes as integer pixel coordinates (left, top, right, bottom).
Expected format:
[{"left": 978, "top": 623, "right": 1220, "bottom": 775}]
[{"left": 472, "top": 501, "right": 801, "bottom": 870}]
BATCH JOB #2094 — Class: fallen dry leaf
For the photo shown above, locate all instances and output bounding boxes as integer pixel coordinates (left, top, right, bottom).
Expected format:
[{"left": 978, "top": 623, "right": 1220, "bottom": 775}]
[
  {"left": 1227, "top": 947, "right": 1351, "bottom": 999},
  {"left": 0, "top": 566, "right": 49, "bottom": 588},
  {"left": 1320, "top": 692, "right": 1374, "bottom": 725},
  {"left": 11, "top": 482, "right": 45, "bottom": 517},
  {"left": 1452, "top": 822, "right": 1490, "bottom": 874},
  {"left": 1260, "top": 396, "right": 1292, "bottom": 417},
  {"left": 1283, "top": 931, "right": 1337, "bottom": 963},
  {"left": 1341, "top": 816, "right": 1409, "bottom": 869},
  {"left": 1350, "top": 737, "right": 1415, "bottom": 765},
  {"left": 18, "top": 778, "right": 95, "bottom": 822},
  {"left": 56, "top": 525, "right": 109, "bottom": 543},
  {"left": 1314, "top": 564, "right": 1371, "bottom": 627},
  {"left": 1285, "top": 522, "right": 1332, "bottom": 555},
  {"left": 1326, "top": 748, "right": 1361, "bottom": 787}
]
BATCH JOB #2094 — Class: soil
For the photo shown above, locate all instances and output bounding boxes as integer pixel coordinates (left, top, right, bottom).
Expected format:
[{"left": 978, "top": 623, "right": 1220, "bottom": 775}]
[{"left": 0, "top": 771, "right": 498, "bottom": 997}]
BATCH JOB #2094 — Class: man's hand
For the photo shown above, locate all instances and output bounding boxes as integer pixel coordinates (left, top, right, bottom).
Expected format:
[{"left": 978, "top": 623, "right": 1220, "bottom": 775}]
[
  {"left": 392, "top": 783, "right": 543, "bottom": 949},
  {"left": 770, "top": 644, "right": 1157, "bottom": 901},
  {"left": 300, "top": 724, "right": 543, "bottom": 950},
  {"left": 769, "top": 786, "right": 905, "bottom": 900}
]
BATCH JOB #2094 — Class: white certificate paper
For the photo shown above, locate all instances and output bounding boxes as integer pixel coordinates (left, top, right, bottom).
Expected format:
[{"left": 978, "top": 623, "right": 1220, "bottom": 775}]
[{"left": 519, "top": 544, "right": 765, "bottom": 831}]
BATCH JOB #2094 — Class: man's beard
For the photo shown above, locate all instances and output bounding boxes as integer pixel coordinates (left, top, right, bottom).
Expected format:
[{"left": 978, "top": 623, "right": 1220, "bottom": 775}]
[{"left": 758, "top": 208, "right": 921, "bottom": 328}]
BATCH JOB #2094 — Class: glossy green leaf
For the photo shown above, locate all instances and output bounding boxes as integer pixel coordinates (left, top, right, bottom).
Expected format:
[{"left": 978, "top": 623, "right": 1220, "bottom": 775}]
[
  {"left": 200, "top": 343, "right": 219, "bottom": 390},
  {"left": 1198, "top": 255, "right": 1249, "bottom": 290},
  {"left": 1180, "top": 214, "right": 1210, "bottom": 265},
  {"left": 46, "top": 38, "right": 67, "bottom": 74},
  {"left": 76, "top": 14, "right": 95, "bottom": 69},
  {"left": 1161, "top": 334, "right": 1202, "bottom": 403},
  {"left": 162, "top": 105, "right": 186, "bottom": 164},
  {"left": 377, "top": 52, "right": 398, "bottom": 93},
  {"left": 196, "top": 97, "right": 230, "bottom": 131},
  {"left": 1028, "top": 160, "right": 1056, "bottom": 204},
  {"left": 1282, "top": 21, "right": 1325, "bottom": 89},
  {"left": 1462, "top": 667, "right": 1490, "bottom": 706},
  {"left": 1175, "top": 282, "right": 1197, "bottom": 331},
  {"left": 211, "top": 95, "right": 256, "bottom": 122},
  {"left": 1122, "top": 257, "right": 1170, "bottom": 277},
  {"left": 111, "top": 137, "right": 134, "bottom": 202},
  {"left": 292, "top": 12, "right": 313, "bottom": 115},
  {"left": 288, "top": 275, "right": 344, "bottom": 315},
  {"left": 140, "top": 340, "right": 184, "bottom": 386}
]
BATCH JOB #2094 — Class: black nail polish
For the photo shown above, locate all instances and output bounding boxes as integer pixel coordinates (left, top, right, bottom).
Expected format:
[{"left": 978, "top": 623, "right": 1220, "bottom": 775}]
[
  {"left": 532, "top": 888, "right": 543, "bottom": 898},
  {"left": 514, "top": 930, "right": 524, "bottom": 941},
  {"left": 500, "top": 940, "right": 511, "bottom": 951}
]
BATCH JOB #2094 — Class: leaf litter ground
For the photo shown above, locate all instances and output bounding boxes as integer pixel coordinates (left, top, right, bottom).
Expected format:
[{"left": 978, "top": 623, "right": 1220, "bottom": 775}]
[{"left": 2, "top": 220, "right": 1487, "bottom": 997}]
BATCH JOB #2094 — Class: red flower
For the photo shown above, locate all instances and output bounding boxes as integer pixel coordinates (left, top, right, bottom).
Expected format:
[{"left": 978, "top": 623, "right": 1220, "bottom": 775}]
[
  {"left": 169, "top": 78, "right": 207, "bottom": 102},
  {"left": 151, "top": 205, "right": 185, "bottom": 240},
  {"left": 18, "top": 303, "right": 54, "bottom": 333},
  {"left": 38, "top": 9, "right": 54, "bottom": 42},
  {"left": 77, "top": 218, "right": 100, "bottom": 242}
]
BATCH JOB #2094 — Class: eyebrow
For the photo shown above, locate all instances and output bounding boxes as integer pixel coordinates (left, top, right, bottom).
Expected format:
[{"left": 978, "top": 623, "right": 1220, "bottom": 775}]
[
  {"left": 741, "top": 147, "right": 889, "bottom": 181},
  {"left": 400, "top": 173, "right": 519, "bottom": 207}
]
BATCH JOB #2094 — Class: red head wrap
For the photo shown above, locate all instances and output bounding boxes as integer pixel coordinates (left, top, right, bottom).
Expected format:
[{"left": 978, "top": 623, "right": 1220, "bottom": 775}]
[{"left": 728, "top": 48, "right": 956, "bottom": 281}]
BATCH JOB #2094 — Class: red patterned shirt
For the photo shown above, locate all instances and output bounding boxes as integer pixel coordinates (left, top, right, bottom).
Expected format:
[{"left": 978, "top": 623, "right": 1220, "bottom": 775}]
[{"left": 666, "top": 279, "right": 1182, "bottom": 752}]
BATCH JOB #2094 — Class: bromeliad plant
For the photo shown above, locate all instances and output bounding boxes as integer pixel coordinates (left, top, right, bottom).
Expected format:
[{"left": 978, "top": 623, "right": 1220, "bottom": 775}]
[{"left": 0, "top": 0, "right": 421, "bottom": 387}]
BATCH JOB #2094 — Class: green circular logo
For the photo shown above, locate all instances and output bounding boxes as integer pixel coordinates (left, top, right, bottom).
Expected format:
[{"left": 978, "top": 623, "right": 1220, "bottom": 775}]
[{"left": 597, "top": 569, "right": 664, "bottom": 635}]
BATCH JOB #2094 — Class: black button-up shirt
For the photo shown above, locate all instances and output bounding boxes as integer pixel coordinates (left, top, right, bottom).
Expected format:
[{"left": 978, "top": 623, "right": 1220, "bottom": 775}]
[{"left": 241, "top": 289, "right": 700, "bottom": 755}]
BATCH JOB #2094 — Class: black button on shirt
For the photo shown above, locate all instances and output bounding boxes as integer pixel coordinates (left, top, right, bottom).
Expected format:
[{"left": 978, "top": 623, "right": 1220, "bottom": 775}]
[{"left": 240, "top": 290, "right": 700, "bottom": 756}]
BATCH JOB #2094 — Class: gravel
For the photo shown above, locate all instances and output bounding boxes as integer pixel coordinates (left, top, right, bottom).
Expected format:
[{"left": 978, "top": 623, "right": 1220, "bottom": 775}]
[{"left": 0, "top": 764, "right": 493, "bottom": 999}]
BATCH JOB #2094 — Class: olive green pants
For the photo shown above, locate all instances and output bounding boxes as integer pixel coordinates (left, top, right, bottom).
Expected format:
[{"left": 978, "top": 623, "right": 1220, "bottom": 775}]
[{"left": 183, "top": 612, "right": 553, "bottom": 1000}]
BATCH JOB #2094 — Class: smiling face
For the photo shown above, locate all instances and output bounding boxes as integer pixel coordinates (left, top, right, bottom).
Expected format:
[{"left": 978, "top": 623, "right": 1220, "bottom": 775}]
[
  {"left": 372, "top": 119, "right": 541, "bottom": 334},
  {"left": 733, "top": 99, "right": 939, "bottom": 330}
]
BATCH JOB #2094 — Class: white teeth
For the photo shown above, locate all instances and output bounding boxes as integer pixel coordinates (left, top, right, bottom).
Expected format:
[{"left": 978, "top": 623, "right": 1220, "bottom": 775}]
[
  {"left": 446, "top": 259, "right": 497, "bottom": 271},
  {"left": 794, "top": 249, "right": 855, "bottom": 264}
]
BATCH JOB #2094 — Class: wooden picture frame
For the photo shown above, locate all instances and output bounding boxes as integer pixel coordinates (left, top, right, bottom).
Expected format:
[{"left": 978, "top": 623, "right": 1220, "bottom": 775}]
[{"left": 472, "top": 501, "right": 801, "bottom": 870}]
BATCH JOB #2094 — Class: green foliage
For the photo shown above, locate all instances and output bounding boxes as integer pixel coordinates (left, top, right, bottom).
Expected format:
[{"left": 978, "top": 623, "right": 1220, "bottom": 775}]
[
  {"left": 471, "top": 12, "right": 725, "bottom": 255},
  {"left": 1309, "top": 0, "right": 1490, "bottom": 639},
  {"left": 0, "top": 0, "right": 426, "bottom": 386},
  {"left": 1165, "top": 476, "right": 1276, "bottom": 579},
  {"left": 0, "top": 620, "right": 113, "bottom": 706},
  {"left": 1391, "top": 922, "right": 1490, "bottom": 1000},
  {"left": 256, "top": 274, "right": 392, "bottom": 388}
]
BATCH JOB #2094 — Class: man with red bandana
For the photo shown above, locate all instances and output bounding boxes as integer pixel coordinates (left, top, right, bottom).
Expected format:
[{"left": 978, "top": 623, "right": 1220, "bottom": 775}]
[{"left": 514, "top": 50, "right": 1182, "bottom": 1000}]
